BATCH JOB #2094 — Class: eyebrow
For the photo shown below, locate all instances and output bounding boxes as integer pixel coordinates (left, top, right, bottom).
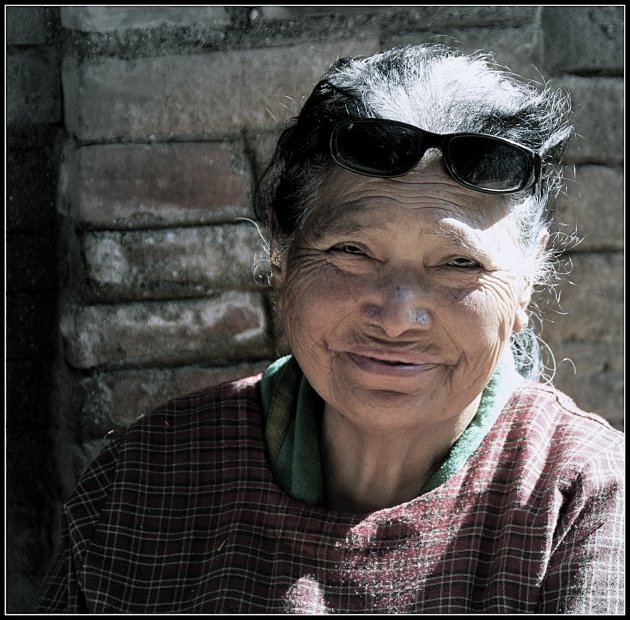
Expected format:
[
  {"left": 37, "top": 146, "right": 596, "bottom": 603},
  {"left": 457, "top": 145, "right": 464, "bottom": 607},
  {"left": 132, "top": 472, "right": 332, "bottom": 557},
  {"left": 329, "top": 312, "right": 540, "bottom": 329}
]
[
  {"left": 307, "top": 201, "right": 384, "bottom": 240},
  {"left": 433, "top": 223, "right": 486, "bottom": 256},
  {"left": 309, "top": 219, "right": 383, "bottom": 240}
]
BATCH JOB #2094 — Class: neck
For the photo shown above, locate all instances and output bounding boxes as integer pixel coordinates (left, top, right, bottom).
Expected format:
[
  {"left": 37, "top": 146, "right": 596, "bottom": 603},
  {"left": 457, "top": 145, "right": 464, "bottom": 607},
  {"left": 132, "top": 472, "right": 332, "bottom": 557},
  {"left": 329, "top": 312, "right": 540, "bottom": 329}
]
[{"left": 321, "top": 399, "right": 479, "bottom": 513}]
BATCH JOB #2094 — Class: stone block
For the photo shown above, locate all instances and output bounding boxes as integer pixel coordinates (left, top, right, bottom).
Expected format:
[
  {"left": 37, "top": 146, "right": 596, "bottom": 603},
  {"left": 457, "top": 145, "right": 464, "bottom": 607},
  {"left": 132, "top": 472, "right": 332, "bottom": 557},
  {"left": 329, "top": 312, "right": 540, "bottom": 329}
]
[
  {"left": 545, "top": 339, "right": 623, "bottom": 431},
  {"left": 254, "top": 6, "right": 390, "bottom": 19},
  {"left": 7, "top": 48, "right": 61, "bottom": 126},
  {"left": 60, "top": 292, "right": 271, "bottom": 369},
  {"left": 551, "top": 165, "right": 623, "bottom": 251},
  {"left": 246, "top": 128, "right": 283, "bottom": 181},
  {"left": 82, "top": 223, "right": 270, "bottom": 300},
  {"left": 60, "top": 6, "right": 230, "bottom": 32},
  {"left": 559, "top": 77, "right": 623, "bottom": 165},
  {"left": 76, "top": 361, "right": 271, "bottom": 438},
  {"left": 542, "top": 6, "right": 624, "bottom": 75},
  {"left": 67, "top": 142, "right": 249, "bottom": 228},
  {"left": 58, "top": 437, "right": 110, "bottom": 498},
  {"left": 537, "top": 251, "right": 623, "bottom": 344},
  {"left": 62, "top": 40, "right": 379, "bottom": 141},
  {"left": 256, "top": 5, "right": 538, "bottom": 28},
  {"left": 6, "top": 6, "right": 49, "bottom": 45}
]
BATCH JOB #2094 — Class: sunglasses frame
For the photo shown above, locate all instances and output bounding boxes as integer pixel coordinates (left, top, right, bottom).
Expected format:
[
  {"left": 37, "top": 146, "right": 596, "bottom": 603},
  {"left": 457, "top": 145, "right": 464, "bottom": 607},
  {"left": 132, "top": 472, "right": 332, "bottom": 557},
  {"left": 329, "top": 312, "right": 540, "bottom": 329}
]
[{"left": 329, "top": 118, "right": 542, "bottom": 194}]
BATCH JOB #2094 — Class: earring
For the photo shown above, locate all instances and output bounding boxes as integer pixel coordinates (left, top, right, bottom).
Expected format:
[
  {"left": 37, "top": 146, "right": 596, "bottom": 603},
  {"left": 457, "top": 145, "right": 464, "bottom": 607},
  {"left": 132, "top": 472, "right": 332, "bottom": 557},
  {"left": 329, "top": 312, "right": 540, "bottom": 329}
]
[{"left": 515, "top": 309, "right": 529, "bottom": 332}]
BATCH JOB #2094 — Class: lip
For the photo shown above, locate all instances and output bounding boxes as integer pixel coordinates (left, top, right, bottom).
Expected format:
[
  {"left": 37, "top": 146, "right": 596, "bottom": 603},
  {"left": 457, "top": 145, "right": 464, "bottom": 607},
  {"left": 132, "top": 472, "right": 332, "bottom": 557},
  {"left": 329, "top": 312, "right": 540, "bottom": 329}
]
[{"left": 346, "top": 351, "right": 440, "bottom": 377}]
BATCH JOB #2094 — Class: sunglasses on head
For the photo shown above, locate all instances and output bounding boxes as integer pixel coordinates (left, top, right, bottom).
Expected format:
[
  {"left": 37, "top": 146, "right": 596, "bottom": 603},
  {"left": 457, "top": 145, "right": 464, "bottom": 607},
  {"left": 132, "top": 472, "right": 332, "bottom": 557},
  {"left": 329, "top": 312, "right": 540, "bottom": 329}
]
[{"left": 329, "top": 118, "right": 541, "bottom": 194}]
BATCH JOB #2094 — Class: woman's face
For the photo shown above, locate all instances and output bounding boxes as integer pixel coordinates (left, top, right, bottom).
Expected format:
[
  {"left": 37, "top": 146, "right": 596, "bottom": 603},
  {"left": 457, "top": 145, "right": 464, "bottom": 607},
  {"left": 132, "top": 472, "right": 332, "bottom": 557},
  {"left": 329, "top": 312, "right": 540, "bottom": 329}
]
[{"left": 274, "top": 157, "right": 538, "bottom": 432}]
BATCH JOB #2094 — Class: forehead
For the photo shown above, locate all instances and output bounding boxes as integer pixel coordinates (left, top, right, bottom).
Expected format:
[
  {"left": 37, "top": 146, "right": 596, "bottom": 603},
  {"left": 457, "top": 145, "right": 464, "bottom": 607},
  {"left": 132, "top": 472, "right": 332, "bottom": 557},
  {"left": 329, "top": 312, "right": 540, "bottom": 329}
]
[{"left": 305, "top": 162, "right": 515, "bottom": 241}]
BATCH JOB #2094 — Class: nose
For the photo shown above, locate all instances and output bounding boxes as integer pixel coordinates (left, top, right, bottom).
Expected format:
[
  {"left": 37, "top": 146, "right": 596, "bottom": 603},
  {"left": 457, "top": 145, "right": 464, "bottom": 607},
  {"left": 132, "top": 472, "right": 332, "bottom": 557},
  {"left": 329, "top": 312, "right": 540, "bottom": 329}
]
[{"left": 361, "top": 276, "right": 433, "bottom": 338}]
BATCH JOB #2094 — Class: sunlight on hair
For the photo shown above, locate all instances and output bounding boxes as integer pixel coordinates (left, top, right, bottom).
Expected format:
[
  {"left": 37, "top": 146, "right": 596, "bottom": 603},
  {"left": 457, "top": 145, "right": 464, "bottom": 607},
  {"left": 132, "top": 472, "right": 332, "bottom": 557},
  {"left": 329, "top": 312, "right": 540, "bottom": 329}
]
[{"left": 235, "top": 217, "right": 273, "bottom": 287}]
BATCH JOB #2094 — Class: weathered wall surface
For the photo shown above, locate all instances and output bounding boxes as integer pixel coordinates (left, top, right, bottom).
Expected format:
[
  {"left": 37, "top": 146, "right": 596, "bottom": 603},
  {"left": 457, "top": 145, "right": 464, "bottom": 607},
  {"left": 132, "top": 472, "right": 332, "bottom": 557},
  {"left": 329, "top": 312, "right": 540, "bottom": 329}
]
[{"left": 6, "top": 6, "right": 623, "bottom": 612}]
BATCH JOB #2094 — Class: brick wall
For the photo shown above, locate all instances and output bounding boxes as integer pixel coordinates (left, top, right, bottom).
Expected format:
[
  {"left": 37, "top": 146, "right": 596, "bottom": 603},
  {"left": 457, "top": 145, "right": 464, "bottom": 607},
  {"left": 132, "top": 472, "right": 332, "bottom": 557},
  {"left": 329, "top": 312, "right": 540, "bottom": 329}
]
[{"left": 6, "top": 6, "right": 623, "bottom": 612}]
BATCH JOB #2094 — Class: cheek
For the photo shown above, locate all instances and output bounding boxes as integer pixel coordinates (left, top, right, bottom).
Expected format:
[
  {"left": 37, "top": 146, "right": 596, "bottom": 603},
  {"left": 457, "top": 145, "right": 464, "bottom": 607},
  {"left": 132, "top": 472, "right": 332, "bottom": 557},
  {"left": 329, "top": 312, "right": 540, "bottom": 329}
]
[
  {"left": 452, "top": 280, "right": 519, "bottom": 341},
  {"left": 279, "top": 266, "right": 356, "bottom": 345}
]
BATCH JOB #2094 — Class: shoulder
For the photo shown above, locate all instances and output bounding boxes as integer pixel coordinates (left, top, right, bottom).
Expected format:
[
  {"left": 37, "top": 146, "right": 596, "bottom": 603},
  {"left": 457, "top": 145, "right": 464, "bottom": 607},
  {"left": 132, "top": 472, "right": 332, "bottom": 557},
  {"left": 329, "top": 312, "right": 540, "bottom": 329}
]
[
  {"left": 58, "top": 373, "right": 269, "bottom": 593},
  {"left": 72, "top": 372, "right": 266, "bottom": 505},
  {"left": 507, "top": 380, "right": 622, "bottom": 444},
  {"left": 107, "top": 372, "right": 265, "bottom": 447},
  {"left": 498, "top": 380, "right": 623, "bottom": 486},
  {"left": 64, "top": 372, "right": 266, "bottom": 517},
  {"left": 146, "top": 371, "right": 264, "bottom": 421}
]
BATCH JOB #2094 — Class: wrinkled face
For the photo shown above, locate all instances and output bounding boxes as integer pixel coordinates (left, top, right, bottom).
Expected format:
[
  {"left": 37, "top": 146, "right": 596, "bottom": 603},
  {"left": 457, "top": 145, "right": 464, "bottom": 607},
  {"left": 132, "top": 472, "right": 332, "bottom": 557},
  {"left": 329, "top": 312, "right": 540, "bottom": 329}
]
[{"left": 274, "top": 157, "right": 538, "bottom": 432}]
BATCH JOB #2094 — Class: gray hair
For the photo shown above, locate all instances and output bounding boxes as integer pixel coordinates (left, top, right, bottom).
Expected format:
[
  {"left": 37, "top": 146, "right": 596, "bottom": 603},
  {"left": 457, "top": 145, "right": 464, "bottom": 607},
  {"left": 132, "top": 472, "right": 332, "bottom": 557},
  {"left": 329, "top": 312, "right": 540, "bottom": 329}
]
[{"left": 256, "top": 44, "right": 574, "bottom": 381}]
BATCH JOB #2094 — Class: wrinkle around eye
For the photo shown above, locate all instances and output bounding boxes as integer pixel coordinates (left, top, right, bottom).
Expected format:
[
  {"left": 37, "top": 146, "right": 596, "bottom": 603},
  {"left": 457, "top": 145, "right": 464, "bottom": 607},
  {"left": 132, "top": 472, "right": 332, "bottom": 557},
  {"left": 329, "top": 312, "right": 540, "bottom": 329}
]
[
  {"left": 329, "top": 243, "right": 368, "bottom": 256},
  {"left": 324, "top": 244, "right": 379, "bottom": 275},
  {"left": 445, "top": 257, "right": 483, "bottom": 269}
]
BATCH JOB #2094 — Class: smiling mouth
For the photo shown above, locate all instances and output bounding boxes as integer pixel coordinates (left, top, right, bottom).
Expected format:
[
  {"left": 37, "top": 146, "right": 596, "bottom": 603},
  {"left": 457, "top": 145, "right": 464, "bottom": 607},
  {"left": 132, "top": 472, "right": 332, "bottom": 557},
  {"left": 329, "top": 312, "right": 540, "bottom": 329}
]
[
  {"left": 346, "top": 352, "right": 439, "bottom": 376},
  {"left": 367, "top": 357, "right": 416, "bottom": 366}
]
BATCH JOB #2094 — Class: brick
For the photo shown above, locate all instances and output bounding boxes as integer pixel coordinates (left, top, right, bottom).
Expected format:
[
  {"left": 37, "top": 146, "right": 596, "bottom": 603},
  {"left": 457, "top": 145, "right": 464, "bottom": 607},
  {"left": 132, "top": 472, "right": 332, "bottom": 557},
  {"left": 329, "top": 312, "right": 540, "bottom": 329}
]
[
  {"left": 542, "top": 6, "right": 624, "bottom": 75},
  {"left": 255, "top": 6, "right": 389, "bottom": 19},
  {"left": 69, "top": 142, "right": 249, "bottom": 228},
  {"left": 544, "top": 339, "right": 623, "bottom": 431},
  {"left": 537, "top": 251, "right": 623, "bottom": 344},
  {"left": 77, "top": 361, "right": 271, "bottom": 438},
  {"left": 62, "top": 40, "right": 379, "bottom": 141},
  {"left": 246, "top": 128, "right": 283, "bottom": 181},
  {"left": 60, "top": 6, "right": 230, "bottom": 32},
  {"left": 6, "top": 6, "right": 49, "bottom": 45},
  {"left": 61, "top": 438, "right": 110, "bottom": 496},
  {"left": 558, "top": 77, "right": 623, "bottom": 165},
  {"left": 551, "top": 165, "right": 623, "bottom": 251},
  {"left": 6, "top": 234, "right": 57, "bottom": 291},
  {"left": 388, "top": 24, "right": 543, "bottom": 82},
  {"left": 6, "top": 48, "right": 61, "bottom": 125},
  {"left": 60, "top": 293, "right": 271, "bottom": 369},
  {"left": 256, "top": 6, "right": 538, "bottom": 28},
  {"left": 82, "top": 223, "right": 270, "bottom": 300}
]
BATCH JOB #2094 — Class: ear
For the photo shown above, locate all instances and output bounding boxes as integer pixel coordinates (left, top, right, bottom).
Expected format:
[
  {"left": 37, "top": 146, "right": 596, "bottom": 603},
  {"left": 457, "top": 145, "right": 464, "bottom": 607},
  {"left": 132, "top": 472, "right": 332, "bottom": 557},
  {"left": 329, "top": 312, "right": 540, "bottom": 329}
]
[
  {"left": 266, "top": 210, "right": 288, "bottom": 291},
  {"left": 513, "top": 288, "right": 532, "bottom": 333},
  {"left": 269, "top": 241, "right": 287, "bottom": 292},
  {"left": 513, "top": 229, "right": 549, "bottom": 333}
]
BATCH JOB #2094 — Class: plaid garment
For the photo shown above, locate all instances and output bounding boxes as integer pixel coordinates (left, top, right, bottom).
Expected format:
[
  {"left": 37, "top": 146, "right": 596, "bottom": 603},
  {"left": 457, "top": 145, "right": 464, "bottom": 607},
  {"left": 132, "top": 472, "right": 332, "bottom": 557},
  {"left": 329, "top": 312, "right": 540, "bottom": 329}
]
[{"left": 38, "top": 374, "right": 624, "bottom": 614}]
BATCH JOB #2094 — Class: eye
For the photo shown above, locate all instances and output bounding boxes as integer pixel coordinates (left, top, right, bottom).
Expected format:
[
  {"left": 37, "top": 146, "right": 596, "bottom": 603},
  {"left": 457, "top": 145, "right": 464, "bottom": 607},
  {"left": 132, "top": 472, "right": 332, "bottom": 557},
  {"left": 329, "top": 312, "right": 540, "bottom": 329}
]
[
  {"left": 331, "top": 244, "right": 367, "bottom": 256},
  {"left": 446, "top": 257, "right": 482, "bottom": 269}
]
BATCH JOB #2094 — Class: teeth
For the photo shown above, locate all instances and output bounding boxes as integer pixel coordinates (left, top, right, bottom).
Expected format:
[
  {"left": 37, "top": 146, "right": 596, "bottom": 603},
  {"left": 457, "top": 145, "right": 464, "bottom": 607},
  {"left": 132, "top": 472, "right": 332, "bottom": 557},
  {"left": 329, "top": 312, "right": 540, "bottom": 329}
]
[{"left": 373, "top": 358, "right": 408, "bottom": 366}]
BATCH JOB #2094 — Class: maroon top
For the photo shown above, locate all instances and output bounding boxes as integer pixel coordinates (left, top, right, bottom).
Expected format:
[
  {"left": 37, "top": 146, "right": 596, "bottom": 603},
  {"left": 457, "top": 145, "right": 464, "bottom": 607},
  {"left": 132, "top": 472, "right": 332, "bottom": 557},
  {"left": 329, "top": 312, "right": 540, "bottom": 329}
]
[{"left": 38, "top": 374, "right": 624, "bottom": 613}]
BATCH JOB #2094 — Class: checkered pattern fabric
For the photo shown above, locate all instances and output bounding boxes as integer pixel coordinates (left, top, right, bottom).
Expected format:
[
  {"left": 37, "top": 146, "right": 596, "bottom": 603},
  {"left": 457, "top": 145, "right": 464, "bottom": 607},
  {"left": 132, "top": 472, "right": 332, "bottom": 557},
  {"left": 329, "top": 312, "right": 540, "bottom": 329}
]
[{"left": 38, "top": 374, "right": 624, "bottom": 613}]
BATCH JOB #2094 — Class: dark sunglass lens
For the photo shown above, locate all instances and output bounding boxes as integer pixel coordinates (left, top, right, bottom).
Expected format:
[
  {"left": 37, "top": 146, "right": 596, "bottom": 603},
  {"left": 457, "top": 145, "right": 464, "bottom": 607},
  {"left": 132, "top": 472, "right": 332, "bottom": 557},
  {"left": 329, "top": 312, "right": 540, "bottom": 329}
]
[
  {"left": 447, "top": 136, "right": 531, "bottom": 191},
  {"left": 333, "top": 122, "right": 423, "bottom": 176}
]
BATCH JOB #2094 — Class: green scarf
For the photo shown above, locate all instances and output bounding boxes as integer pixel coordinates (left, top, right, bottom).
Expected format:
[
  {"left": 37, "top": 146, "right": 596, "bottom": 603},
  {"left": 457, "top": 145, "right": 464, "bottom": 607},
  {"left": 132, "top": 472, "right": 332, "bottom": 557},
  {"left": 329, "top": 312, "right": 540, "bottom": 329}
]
[{"left": 260, "top": 352, "right": 522, "bottom": 506}]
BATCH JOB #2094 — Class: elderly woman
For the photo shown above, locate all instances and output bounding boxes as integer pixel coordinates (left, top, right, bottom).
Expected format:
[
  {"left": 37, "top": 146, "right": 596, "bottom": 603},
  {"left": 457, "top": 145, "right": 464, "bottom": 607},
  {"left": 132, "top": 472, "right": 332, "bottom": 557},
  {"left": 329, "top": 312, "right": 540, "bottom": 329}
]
[{"left": 39, "top": 44, "right": 623, "bottom": 614}]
